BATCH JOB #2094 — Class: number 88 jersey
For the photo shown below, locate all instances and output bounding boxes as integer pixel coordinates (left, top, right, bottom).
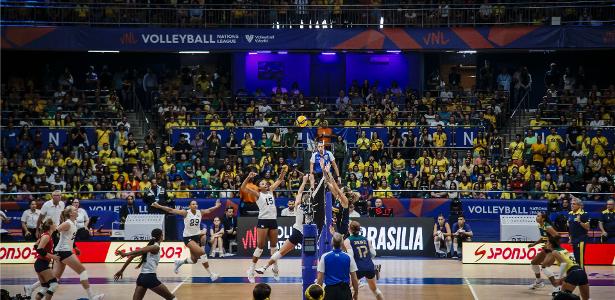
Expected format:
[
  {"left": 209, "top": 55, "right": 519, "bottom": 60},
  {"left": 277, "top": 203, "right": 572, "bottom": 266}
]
[
  {"left": 183, "top": 209, "right": 202, "bottom": 237},
  {"left": 257, "top": 192, "right": 277, "bottom": 220}
]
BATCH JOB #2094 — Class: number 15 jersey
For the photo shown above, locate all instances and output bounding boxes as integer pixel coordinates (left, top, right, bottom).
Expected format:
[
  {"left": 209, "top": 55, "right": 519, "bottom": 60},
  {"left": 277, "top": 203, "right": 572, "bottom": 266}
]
[{"left": 257, "top": 192, "right": 277, "bottom": 220}]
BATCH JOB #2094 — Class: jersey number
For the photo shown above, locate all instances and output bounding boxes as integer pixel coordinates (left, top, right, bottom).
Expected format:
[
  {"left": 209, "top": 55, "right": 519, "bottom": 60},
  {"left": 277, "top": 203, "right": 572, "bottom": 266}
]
[
  {"left": 356, "top": 245, "right": 369, "bottom": 258},
  {"left": 189, "top": 219, "right": 200, "bottom": 227},
  {"left": 265, "top": 197, "right": 274, "bottom": 206}
]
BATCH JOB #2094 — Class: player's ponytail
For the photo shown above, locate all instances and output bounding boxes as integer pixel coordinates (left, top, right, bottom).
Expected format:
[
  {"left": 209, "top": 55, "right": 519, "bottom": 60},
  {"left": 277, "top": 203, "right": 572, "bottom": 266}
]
[
  {"left": 40, "top": 218, "right": 54, "bottom": 233},
  {"left": 349, "top": 220, "right": 361, "bottom": 235},
  {"left": 137, "top": 228, "right": 163, "bottom": 269}
]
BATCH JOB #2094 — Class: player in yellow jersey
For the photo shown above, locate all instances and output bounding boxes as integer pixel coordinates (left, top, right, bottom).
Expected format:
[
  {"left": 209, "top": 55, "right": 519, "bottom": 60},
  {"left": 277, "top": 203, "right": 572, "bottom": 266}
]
[
  {"left": 528, "top": 212, "right": 559, "bottom": 291},
  {"left": 547, "top": 236, "right": 590, "bottom": 300}
]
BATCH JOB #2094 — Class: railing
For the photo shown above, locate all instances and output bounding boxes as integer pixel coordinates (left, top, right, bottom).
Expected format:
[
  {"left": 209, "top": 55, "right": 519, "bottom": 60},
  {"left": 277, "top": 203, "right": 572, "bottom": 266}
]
[{"left": 1, "top": 1, "right": 614, "bottom": 27}]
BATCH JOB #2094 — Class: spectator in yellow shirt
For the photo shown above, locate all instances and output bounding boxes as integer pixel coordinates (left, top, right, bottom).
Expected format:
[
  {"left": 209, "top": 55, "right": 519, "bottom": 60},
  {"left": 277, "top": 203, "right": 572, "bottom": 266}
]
[
  {"left": 433, "top": 125, "right": 448, "bottom": 148},
  {"left": 591, "top": 129, "right": 609, "bottom": 158},
  {"left": 370, "top": 132, "right": 384, "bottom": 159},
  {"left": 472, "top": 131, "right": 488, "bottom": 157},
  {"left": 509, "top": 134, "right": 525, "bottom": 165},
  {"left": 545, "top": 127, "right": 564, "bottom": 154},
  {"left": 530, "top": 136, "right": 547, "bottom": 167},
  {"left": 356, "top": 131, "right": 370, "bottom": 161},
  {"left": 529, "top": 115, "right": 548, "bottom": 130}
]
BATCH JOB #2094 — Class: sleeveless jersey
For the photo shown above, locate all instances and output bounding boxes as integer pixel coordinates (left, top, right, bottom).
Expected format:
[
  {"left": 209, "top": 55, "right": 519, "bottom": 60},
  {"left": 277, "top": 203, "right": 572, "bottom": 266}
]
[
  {"left": 538, "top": 222, "right": 553, "bottom": 241},
  {"left": 293, "top": 205, "right": 305, "bottom": 233},
  {"left": 348, "top": 234, "right": 375, "bottom": 272},
  {"left": 554, "top": 247, "right": 578, "bottom": 273},
  {"left": 37, "top": 232, "right": 54, "bottom": 261},
  {"left": 140, "top": 242, "right": 161, "bottom": 274},
  {"left": 183, "top": 209, "right": 202, "bottom": 237},
  {"left": 257, "top": 192, "right": 277, "bottom": 220},
  {"left": 55, "top": 220, "right": 77, "bottom": 252},
  {"left": 436, "top": 223, "right": 449, "bottom": 234},
  {"left": 333, "top": 199, "right": 349, "bottom": 234}
]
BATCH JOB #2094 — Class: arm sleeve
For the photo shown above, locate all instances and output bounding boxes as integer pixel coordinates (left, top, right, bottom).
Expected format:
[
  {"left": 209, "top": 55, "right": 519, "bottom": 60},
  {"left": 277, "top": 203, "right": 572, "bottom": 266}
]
[{"left": 317, "top": 254, "right": 326, "bottom": 273}]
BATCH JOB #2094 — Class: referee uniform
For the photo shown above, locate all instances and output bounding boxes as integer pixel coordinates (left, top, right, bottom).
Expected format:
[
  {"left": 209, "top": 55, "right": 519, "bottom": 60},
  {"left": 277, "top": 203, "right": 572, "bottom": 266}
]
[
  {"left": 567, "top": 208, "right": 589, "bottom": 268},
  {"left": 317, "top": 248, "right": 358, "bottom": 300}
]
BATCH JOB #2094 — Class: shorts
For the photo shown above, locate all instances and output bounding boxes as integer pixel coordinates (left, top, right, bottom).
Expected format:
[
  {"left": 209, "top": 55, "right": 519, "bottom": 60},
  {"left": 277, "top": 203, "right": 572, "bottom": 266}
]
[
  {"left": 565, "top": 266, "right": 588, "bottom": 286},
  {"left": 136, "top": 273, "right": 162, "bottom": 289},
  {"left": 34, "top": 259, "right": 51, "bottom": 273},
  {"left": 183, "top": 235, "right": 202, "bottom": 246},
  {"left": 257, "top": 219, "right": 278, "bottom": 230},
  {"left": 55, "top": 251, "right": 74, "bottom": 262},
  {"left": 324, "top": 282, "right": 352, "bottom": 300},
  {"left": 288, "top": 228, "right": 303, "bottom": 245},
  {"left": 356, "top": 270, "right": 376, "bottom": 280}
]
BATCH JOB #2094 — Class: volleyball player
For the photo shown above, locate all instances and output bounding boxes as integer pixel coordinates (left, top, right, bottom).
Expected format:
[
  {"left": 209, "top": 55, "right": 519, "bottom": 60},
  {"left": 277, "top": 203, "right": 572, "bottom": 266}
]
[
  {"left": 255, "top": 174, "right": 312, "bottom": 276},
  {"left": 344, "top": 220, "right": 384, "bottom": 300},
  {"left": 433, "top": 214, "right": 452, "bottom": 258},
  {"left": 151, "top": 199, "right": 221, "bottom": 281},
  {"left": 547, "top": 236, "right": 590, "bottom": 300},
  {"left": 32, "top": 219, "right": 60, "bottom": 300},
  {"left": 54, "top": 206, "right": 104, "bottom": 300},
  {"left": 322, "top": 161, "right": 351, "bottom": 236},
  {"left": 242, "top": 167, "right": 288, "bottom": 283},
  {"left": 114, "top": 228, "right": 177, "bottom": 300},
  {"left": 528, "top": 211, "right": 560, "bottom": 291}
]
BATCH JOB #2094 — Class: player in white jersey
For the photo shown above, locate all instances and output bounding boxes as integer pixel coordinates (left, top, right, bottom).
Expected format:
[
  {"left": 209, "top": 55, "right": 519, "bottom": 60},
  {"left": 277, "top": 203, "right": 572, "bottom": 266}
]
[
  {"left": 114, "top": 228, "right": 177, "bottom": 300},
  {"left": 151, "top": 199, "right": 221, "bottom": 281},
  {"left": 241, "top": 167, "right": 288, "bottom": 283},
  {"left": 255, "top": 174, "right": 313, "bottom": 277},
  {"left": 54, "top": 206, "right": 104, "bottom": 300}
]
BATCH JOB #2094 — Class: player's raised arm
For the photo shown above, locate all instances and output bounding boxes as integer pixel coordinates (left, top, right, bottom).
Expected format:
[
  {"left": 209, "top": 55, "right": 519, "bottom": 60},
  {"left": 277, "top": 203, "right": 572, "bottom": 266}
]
[
  {"left": 270, "top": 166, "right": 288, "bottom": 192},
  {"left": 241, "top": 172, "right": 260, "bottom": 198},
  {"left": 201, "top": 199, "right": 222, "bottom": 215},
  {"left": 151, "top": 202, "right": 187, "bottom": 217}
]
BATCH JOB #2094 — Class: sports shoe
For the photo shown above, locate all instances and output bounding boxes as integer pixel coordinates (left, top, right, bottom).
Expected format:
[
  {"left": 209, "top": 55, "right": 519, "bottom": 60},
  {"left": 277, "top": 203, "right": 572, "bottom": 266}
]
[
  {"left": 452, "top": 252, "right": 459, "bottom": 259},
  {"left": 23, "top": 285, "right": 33, "bottom": 297},
  {"left": 528, "top": 281, "right": 545, "bottom": 289},
  {"left": 92, "top": 294, "right": 105, "bottom": 300},
  {"left": 254, "top": 266, "right": 267, "bottom": 275},
  {"left": 247, "top": 269, "right": 256, "bottom": 283},
  {"left": 552, "top": 286, "right": 561, "bottom": 294},
  {"left": 173, "top": 259, "right": 183, "bottom": 274},
  {"left": 272, "top": 266, "right": 280, "bottom": 281},
  {"left": 375, "top": 264, "right": 382, "bottom": 280},
  {"left": 210, "top": 273, "right": 219, "bottom": 282}
]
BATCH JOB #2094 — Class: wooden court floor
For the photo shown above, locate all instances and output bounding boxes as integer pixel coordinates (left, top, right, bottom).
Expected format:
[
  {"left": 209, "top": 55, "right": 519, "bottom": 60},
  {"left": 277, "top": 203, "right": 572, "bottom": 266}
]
[{"left": 1, "top": 258, "right": 613, "bottom": 299}]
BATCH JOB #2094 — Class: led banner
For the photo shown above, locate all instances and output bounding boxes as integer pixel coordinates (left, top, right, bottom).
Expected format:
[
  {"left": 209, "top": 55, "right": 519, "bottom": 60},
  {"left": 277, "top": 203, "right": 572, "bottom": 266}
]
[
  {"left": 0, "top": 241, "right": 189, "bottom": 264},
  {"left": 236, "top": 217, "right": 434, "bottom": 257},
  {"left": 462, "top": 242, "right": 615, "bottom": 265},
  {"left": 2, "top": 26, "right": 614, "bottom": 52}
]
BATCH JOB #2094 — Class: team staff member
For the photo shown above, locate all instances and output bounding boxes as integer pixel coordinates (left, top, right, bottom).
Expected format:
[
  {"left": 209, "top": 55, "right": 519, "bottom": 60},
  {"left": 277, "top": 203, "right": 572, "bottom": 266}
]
[
  {"left": 567, "top": 198, "right": 589, "bottom": 268},
  {"left": 317, "top": 233, "right": 359, "bottom": 300},
  {"left": 36, "top": 191, "right": 65, "bottom": 241},
  {"left": 21, "top": 200, "right": 40, "bottom": 241},
  {"left": 599, "top": 199, "right": 615, "bottom": 243}
]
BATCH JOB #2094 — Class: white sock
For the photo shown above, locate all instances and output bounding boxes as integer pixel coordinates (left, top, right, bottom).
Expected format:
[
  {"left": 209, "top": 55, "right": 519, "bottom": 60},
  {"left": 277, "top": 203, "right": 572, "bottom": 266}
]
[
  {"left": 204, "top": 267, "right": 212, "bottom": 276},
  {"left": 30, "top": 281, "right": 41, "bottom": 290},
  {"left": 86, "top": 287, "right": 94, "bottom": 299},
  {"left": 453, "top": 241, "right": 458, "bottom": 253},
  {"left": 250, "top": 262, "right": 256, "bottom": 270},
  {"left": 445, "top": 240, "right": 452, "bottom": 253},
  {"left": 434, "top": 240, "right": 441, "bottom": 253}
]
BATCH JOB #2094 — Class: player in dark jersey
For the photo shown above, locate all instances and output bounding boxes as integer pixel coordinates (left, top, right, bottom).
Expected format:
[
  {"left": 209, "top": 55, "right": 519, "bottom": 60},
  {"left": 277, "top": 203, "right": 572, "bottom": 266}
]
[
  {"left": 31, "top": 219, "right": 60, "bottom": 300},
  {"left": 547, "top": 236, "right": 590, "bottom": 300},
  {"left": 433, "top": 214, "right": 452, "bottom": 258},
  {"left": 343, "top": 220, "right": 384, "bottom": 300},
  {"left": 528, "top": 211, "right": 560, "bottom": 292},
  {"left": 322, "top": 161, "right": 352, "bottom": 236}
]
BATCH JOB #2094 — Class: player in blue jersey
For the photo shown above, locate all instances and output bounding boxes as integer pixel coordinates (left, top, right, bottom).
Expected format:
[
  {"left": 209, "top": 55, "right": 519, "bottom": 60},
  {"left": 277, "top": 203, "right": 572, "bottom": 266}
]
[{"left": 343, "top": 220, "right": 384, "bottom": 300}]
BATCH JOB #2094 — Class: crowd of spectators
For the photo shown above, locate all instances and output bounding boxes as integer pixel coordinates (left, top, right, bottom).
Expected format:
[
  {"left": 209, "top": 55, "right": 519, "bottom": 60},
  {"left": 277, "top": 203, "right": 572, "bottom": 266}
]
[
  {"left": 1, "top": 61, "right": 613, "bottom": 217},
  {"left": 2, "top": 0, "right": 611, "bottom": 27}
]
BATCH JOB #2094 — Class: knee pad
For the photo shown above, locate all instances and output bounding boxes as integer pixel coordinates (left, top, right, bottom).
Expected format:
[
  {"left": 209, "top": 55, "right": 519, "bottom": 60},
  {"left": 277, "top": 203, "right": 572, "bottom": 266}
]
[
  {"left": 542, "top": 267, "right": 555, "bottom": 278},
  {"left": 271, "top": 251, "right": 282, "bottom": 262},
  {"left": 372, "top": 288, "right": 383, "bottom": 297},
  {"left": 41, "top": 282, "right": 50, "bottom": 288},
  {"left": 253, "top": 248, "right": 263, "bottom": 258},
  {"left": 531, "top": 264, "right": 541, "bottom": 273},
  {"left": 47, "top": 280, "right": 59, "bottom": 294},
  {"left": 79, "top": 271, "right": 89, "bottom": 281}
]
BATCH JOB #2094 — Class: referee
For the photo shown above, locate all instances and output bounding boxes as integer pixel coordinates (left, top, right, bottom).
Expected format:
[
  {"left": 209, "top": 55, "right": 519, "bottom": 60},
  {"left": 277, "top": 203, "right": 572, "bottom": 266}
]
[
  {"left": 567, "top": 197, "right": 589, "bottom": 268},
  {"left": 317, "top": 233, "right": 359, "bottom": 300}
]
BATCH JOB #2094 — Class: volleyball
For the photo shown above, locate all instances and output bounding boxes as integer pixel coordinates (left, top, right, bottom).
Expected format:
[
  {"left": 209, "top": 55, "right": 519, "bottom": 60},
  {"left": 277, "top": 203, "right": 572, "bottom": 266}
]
[{"left": 296, "top": 115, "right": 308, "bottom": 127}]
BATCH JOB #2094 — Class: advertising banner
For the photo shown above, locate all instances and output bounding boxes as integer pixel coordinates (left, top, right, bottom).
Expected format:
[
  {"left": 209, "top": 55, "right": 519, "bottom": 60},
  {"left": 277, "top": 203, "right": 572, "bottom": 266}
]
[
  {"left": 237, "top": 217, "right": 434, "bottom": 257},
  {"left": 462, "top": 242, "right": 615, "bottom": 265},
  {"left": 0, "top": 242, "right": 189, "bottom": 264},
  {"left": 2, "top": 26, "right": 614, "bottom": 52}
]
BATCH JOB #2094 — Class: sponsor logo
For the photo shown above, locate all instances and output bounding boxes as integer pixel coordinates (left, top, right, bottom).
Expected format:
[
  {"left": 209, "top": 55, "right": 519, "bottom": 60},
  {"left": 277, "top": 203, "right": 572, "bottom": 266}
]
[
  {"left": 241, "top": 226, "right": 302, "bottom": 251},
  {"left": 474, "top": 244, "right": 486, "bottom": 262},
  {"left": 423, "top": 31, "right": 449, "bottom": 46},
  {"left": 120, "top": 32, "right": 138, "bottom": 45},
  {"left": 244, "top": 34, "right": 275, "bottom": 44},
  {"left": 245, "top": 34, "right": 254, "bottom": 43},
  {"left": 0, "top": 245, "right": 39, "bottom": 263},
  {"left": 464, "top": 242, "right": 545, "bottom": 264},
  {"left": 360, "top": 226, "right": 424, "bottom": 251},
  {"left": 138, "top": 34, "right": 240, "bottom": 44}
]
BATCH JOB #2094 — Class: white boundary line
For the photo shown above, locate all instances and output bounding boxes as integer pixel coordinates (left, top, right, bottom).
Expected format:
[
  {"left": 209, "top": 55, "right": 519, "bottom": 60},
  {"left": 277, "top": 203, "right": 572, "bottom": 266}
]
[
  {"left": 171, "top": 276, "right": 191, "bottom": 294},
  {"left": 464, "top": 277, "right": 479, "bottom": 300}
]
